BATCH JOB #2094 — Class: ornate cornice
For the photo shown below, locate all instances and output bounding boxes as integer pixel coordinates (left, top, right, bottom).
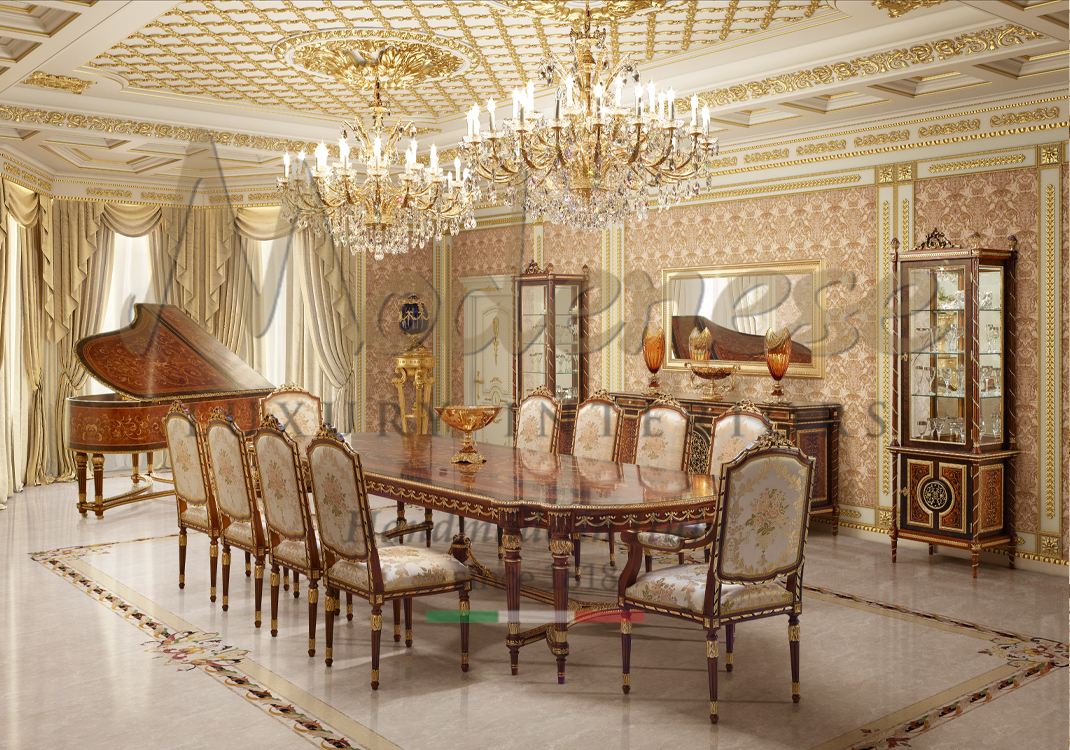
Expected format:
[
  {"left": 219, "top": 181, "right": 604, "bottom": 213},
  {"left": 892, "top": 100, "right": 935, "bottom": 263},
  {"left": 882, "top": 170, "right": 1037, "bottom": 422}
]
[{"left": 22, "top": 71, "right": 94, "bottom": 94}]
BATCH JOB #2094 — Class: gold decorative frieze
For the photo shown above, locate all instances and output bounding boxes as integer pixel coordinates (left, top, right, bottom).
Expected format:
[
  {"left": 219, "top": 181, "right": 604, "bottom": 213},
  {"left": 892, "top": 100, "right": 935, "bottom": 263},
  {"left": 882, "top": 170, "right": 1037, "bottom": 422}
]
[
  {"left": 991, "top": 107, "right": 1060, "bottom": 128},
  {"left": 838, "top": 507, "right": 862, "bottom": 519},
  {"left": 855, "top": 130, "right": 909, "bottom": 148},
  {"left": 873, "top": 0, "right": 948, "bottom": 18},
  {"left": 2, "top": 161, "right": 51, "bottom": 192},
  {"left": 707, "top": 156, "right": 739, "bottom": 169},
  {"left": 496, "top": 1, "right": 677, "bottom": 25},
  {"left": 209, "top": 194, "right": 242, "bottom": 204},
  {"left": 1042, "top": 183, "right": 1056, "bottom": 520},
  {"left": 22, "top": 71, "right": 94, "bottom": 94},
  {"left": 86, "top": 187, "right": 131, "bottom": 198},
  {"left": 696, "top": 24, "right": 1042, "bottom": 108},
  {"left": 1040, "top": 144, "right": 1061, "bottom": 165},
  {"left": 877, "top": 508, "right": 894, "bottom": 528},
  {"left": 744, "top": 148, "right": 789, "bottom": 164},
  {"left": 140, "top": 191, "right": 183, "bottom": 202},
  {"left": 918, "top": 119, "right": 979, "bottom": 138},
  {"left": 247, "top": 192, "right": 280, "bottom": 202},
  {"left": 927, "top": 154, "right": 1026, "bottom": 174},
  {"left": 701, "top": 174, "right": 861, "bottom": 202},
  {"left": 796, "top": 140, "right": 845, "bottom": 156}
]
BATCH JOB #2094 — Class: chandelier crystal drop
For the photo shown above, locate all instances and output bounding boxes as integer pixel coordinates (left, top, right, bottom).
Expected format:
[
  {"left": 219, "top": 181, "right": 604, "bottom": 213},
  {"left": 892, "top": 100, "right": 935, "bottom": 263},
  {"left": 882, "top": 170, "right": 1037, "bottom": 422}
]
[
  {"left": 459, "top": 5, "right": 719, "bottom": 232},
  {"left": 279, "top": 76, "right": 477, "bottom": 260}
]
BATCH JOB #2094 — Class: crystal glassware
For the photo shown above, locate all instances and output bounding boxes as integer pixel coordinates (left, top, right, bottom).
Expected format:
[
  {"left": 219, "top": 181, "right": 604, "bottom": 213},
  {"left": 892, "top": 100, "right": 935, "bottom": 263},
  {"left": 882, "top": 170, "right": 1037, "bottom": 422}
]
[
  {"left": 950, "top": 418, "right": 965, "bottom": 443},
  {"left": 980, "top": 365, "right": 991, "bottom": 395},
  {"left": 764, "top": 327, "right": 792, "bottom": 404},
  {"left": 932, "top": 417, "right": 945, "bottom": 440},
  {"left": 944, "top": 322, "right": 962, "bottom": 353},
  {"left": 955, "top": 365, "right": 965, "bottom": 396},
  {"left": 980, "top": 291, "right": 993, "bottom": 309},
  {"left": 435, "top": 405, "right": 502, "bottom": 464},
  {"left": 990, "top": 415, "right": 1002, "bottom": 438},
  {"left": 915, "top": 326, "right": 933, "bottom": 353},
  {"left": 938, "top": 366, "right": 953, "bottom": 395},
  {"left": 986, "top": 324, "right": 1000, "bottom": 354}
]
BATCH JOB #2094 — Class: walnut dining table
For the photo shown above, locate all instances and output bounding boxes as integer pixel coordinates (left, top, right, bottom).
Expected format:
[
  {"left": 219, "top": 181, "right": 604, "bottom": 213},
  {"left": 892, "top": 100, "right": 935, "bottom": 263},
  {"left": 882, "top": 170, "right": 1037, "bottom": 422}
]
[{"left": 343, "top": 432, "right": 720, "bottom": 683}]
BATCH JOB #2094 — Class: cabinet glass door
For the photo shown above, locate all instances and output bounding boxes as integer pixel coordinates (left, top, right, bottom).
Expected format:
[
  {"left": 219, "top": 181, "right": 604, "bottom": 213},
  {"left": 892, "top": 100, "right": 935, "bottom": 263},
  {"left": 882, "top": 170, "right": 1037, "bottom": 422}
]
[
  {"left": 977, "top": 266, "right": 1004, "bottom": 444},
  {"left": 908, "top": 265, "right": 966, "bottom": 444},
  {"left": 519, "top": 284, "right": 548, "bottom": 396},
  {"left": 552, "top": 284, "right": 580, "bottom": 403}
]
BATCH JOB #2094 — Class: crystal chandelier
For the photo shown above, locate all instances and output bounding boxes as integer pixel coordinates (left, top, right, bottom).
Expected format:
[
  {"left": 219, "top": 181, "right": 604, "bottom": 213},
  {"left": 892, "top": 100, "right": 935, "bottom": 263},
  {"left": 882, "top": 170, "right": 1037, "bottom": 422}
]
[
  {"left": 459, "top": 5, "right": 719, "bottom": 232},
  {"left": 279, "top": 74, "right": 476, "bottom": 260}
]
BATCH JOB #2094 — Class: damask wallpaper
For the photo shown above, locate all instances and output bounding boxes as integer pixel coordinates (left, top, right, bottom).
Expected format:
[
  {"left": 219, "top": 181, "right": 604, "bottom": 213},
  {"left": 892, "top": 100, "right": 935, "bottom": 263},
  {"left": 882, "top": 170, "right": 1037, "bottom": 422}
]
[
  {"left": 1061, "top": 164, "right": 1067, "bottom": 561},
  {"left": 913, "top": 168, "right": 1045, "bottom": 551}
]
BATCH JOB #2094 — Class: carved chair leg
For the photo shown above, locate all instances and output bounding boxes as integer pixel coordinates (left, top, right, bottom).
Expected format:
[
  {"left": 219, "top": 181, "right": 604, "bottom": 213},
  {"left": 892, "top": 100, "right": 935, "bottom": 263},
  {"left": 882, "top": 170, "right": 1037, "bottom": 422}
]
[
  {"left": 608, "top": 531, "right": 616, "bottom": 567},
  {"left": 459, "top": 588, "right": 470, "bottom": 672},
  {"left": 209, "top": 537, "right": 219, "bottom": 603},
  {"left": 307, "top": 577, "right": 319, "bottom": 657},
  {"left": 425, "top": 509, "right": 433, "bottom": 548},
  {"left": 293, "top": 571, "right": 300, "bottom": 599},
  {"left": 725, "top": 623, "right": 735, "bottom": 672},
  {"left": 253, "top": 557, "right": 264, "bottom": 628},
  {"left": 708, "top": 629, "right": 720, "bottom": 724},
  {"left": 621, "top": 608, "right": 632, "bottom": 694},
  {"left": 644, "top": 553, "right": 652, "bottom": 573},
  {"left": 789, "top": 614, "right": 801, "bottom": 703},
  {"left": 393, "top": 600, "right": 401, "bottom": 642},
  {"left": 178, "top": 528, "right": 187, "bottom": 589},
  {"left": 221, "top": 545, "right": 231, "bottom": 612},
  {"left": 371, "top": 605, "right": 383, "bottom": 690},
  {"left": 573, "top": 533, "right": 582, "bottom": 582},
  {"left": 325, "top": 586, "right": 337, "bottom": 667},
  {"left": 678, "top": 552, "right": 685, "bottom": 565},
  {"left": 497, "top": 526, "right": 504, "bottom": 559},
  {"left": 245, "top": 550, "right": 251, "bottom": 577},
  {"left": 283, "top": 568, "right": 290, "bottom": 591},
  {"left": 270, "top": 564, "right": 280, "bottom": 637},
  {"left": 346, "top": 592, "right": 353, "bottom": 621},
  {"left": 404, "top": 598, "right": 413, "bottom": 647}
]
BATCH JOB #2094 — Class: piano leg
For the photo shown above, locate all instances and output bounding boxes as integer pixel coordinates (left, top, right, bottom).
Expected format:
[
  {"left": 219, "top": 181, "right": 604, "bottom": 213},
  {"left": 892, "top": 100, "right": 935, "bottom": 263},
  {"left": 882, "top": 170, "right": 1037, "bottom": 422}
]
[
  {"left": 131, "top": 453, "right": 140, "bottom": 482},
  {"left": 91, "top": 454, "right": 105, "bottom": 519},
  {"left": 75, "top": 452, "right": 88, "bottom": 517},
  {"left": 146, "top": 451, "right": 154, "bottom": 478}
]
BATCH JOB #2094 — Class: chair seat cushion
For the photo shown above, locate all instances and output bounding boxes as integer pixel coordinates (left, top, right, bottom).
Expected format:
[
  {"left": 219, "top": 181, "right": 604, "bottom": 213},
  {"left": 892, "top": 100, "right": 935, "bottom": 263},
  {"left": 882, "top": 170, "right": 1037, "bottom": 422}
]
[
  {"left": 327, "top": 546, "right": 471, "bottom": 592},
  {"left": 224, "top": 520, "right": 255, "bottom": 547},
  {"left": 180, "top": 504, "right": 210, "bottom": 529},
  {"left": 272, "top": 538, "right": 308, "bottom": 567},
  {"left": 625, "top": 564, "right": 792, "bottom": 614}
]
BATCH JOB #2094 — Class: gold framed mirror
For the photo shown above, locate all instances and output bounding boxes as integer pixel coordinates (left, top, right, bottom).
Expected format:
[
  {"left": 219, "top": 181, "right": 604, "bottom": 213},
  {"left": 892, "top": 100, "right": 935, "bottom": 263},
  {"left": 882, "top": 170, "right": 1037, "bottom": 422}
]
[{"left": 661, "top": 259, "right": 826, "bottom": 379}]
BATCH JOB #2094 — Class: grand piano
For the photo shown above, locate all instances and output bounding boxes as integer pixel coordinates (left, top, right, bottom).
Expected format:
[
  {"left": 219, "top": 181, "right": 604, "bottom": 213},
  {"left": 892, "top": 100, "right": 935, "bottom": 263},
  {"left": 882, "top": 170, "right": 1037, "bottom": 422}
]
[{"left": 66, "top": 303, "right": 274, "bottom": 517}]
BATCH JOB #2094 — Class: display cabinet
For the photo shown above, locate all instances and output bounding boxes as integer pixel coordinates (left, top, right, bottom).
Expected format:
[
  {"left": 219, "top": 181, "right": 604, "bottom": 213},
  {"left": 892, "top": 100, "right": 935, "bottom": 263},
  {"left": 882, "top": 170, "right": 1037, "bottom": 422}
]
[
  {"left": 887, "top": 229, "right": 1019, "bottom": 577},
  {"left": 514, "top": 260, "right": 589, "bottom": 406}
]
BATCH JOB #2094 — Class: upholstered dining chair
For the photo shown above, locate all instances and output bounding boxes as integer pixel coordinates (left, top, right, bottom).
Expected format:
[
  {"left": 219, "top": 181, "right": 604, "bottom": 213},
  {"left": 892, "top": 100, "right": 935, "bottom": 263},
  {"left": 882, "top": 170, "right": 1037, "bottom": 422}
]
[
  {"left": 569, "top": 390, "right": 623, "bottom": 579},
  {"left": 164, "top": 401, "right": 221, "bottom": 603},
  {"left": 617, "top": 432, "right": 815, "bottom": 724},
  {"left": 632, "top": 395, "right": 692, "bottom": 570},
  {"left": 252, "top": 413, "right": 324, "bottom": 656},
  {"left": 203, "top": 407, "right": 269, "bottom": 627},
  {"left": 655, "top": 400, "right": 777, "bottom": 565},
  {"left": 308, "top": 425, "right": 473, "bottom": 688},
  {"left": 503, "top": 384, "right": 561, "bottom": 556}
]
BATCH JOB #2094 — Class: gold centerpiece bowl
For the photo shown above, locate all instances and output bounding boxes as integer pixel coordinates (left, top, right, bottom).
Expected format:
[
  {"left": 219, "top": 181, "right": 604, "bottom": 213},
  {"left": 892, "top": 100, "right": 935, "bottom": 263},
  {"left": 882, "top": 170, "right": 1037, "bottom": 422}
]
[
  {"left": 686, "top": 363, "right": 740, "bottom": 400},
  {"left": 435, "top": 405, "right": 502, "bottom": 464}
]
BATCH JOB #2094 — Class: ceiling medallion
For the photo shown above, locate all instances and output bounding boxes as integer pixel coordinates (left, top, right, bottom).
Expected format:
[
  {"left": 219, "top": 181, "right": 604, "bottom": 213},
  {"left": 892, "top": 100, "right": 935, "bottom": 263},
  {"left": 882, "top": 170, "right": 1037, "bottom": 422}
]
[
  {"left": 275, "top": 29, "right": 472, "bottom": 90},
  {"left": 22, "top": 71, "right": 94, "bottom": 95},
  {"left": 488, "top": 0, "right": 681, "bottom": 25},
  {"left": 872, "top": 0, "right": 948, "bottom": 19}
]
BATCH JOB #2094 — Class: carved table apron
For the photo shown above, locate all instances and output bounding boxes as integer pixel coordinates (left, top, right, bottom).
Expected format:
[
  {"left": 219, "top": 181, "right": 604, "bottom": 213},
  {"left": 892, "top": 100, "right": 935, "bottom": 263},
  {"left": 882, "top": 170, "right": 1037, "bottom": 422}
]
[{"left": 344, "top": 433, "right": 719, "bottom": 683}]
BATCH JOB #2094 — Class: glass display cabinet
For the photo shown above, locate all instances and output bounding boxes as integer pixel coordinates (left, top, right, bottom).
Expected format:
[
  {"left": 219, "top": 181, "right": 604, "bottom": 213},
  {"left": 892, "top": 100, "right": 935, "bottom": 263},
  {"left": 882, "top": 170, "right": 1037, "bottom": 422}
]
[
  {"left": 514, "top": 260, "right": 588, "bottom": 406},
  {"left": 887, "top": 229, "right": 1019, "bottom": 577}
]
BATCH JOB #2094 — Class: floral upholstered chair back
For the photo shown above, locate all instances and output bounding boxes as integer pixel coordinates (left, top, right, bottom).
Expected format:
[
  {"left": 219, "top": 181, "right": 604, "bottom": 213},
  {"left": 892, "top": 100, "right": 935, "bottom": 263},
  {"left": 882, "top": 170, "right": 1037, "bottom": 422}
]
[
  {"left": 572, "top": 392, "right": 622, "bottom": 461},
  {"left": 164, "top": 403, "right": 210, "bottom": 508},
  {"left": 714, "top": 435, "right": 814, "bottom": 585},
  {"left": 205, "top": 408, "right": 260, "bottom": 534},
  {"left": 307, "top": 426, "right": 375, "bottom": 565},
  {"left": 515, "top": 386, "right": 560, "bottom": 453},
  {"left": 634, "top": 400, "right": 691, "bottom": 470},
  {"left": 253, "top": 416, "right": 317, "bottom": 561},
  {"left": 708, "top": 403, "right": 774, "bottom": 472},
  {"left": 260, "top": 384, "right": 323, "bottom": 456}
]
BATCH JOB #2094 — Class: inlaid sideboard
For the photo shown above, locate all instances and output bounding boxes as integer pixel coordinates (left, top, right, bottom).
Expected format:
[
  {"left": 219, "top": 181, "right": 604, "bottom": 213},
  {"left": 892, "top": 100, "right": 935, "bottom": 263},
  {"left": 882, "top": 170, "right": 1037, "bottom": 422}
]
[{"left": 555, "top": 391, "right": 841, "bottom": 531}]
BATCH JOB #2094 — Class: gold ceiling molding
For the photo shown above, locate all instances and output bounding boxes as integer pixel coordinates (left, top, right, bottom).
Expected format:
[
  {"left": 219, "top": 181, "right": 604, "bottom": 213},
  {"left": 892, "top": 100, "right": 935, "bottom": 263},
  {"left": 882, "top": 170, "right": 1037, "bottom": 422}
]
[
  {"left": 275, "top": 30, "right": 473, "bottom": 90},
  {"left": 743, "top": 148, "right": 788, "bottom": 164},
  {"left": 22, "top": 71, "right": 94, "bottom": 94},
  {"left": 990, "top": 106, "right": 1060, "bottom": 128},
  {"left": 871, "top": 0, "right": 948, "bottom": 18},
  {"left": 855, "top": 130, "right": 909, "bottom": 147},
  {"left": 2, "top": 159, "right": 51, "bottom": 192},
  {"left": 489, "top": 1, "right": 678, "bottom": 25},
  {"left": 140, "top": 191, "right": 183, "bottom": 202},
  {"left": 796, "top": 139, "right": 846, "bottom": 156},
  {"left": 86, "top": 187, "right": 131, "bottom": 198},
  {"left": 918, "top": 119, "right": 979, "bottom": 137},
  {"left": 695, "top": 24, "right": 1044, "bottom": 108}
]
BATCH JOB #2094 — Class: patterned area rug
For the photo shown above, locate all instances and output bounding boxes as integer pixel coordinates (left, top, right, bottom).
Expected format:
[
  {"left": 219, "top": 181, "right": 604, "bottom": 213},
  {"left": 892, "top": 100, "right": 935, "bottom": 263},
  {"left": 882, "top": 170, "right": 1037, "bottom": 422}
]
[{"left": 31, "top": 536, "right": 1067, "bottom": 750}]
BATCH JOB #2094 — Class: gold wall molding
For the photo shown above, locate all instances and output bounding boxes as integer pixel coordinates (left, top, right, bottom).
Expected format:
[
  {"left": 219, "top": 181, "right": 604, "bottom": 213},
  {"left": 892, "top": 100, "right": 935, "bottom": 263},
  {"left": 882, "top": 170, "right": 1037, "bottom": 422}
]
[
  {"left": 1042, "top": 183, "right": 1056, "bottom": 520},
  {"left": 22, "top": 71, "right": 94, "bottom": 94},
  {"left": 796, "top": 140, "right": 846, "bottom": 156},
  {"left": 1040, "top": 533, "right": 1060, "bottom": 557},
  {"left": 878, "top": 165, "right": 894, "bottom": 183},
  {"left": 86, "top": 187, "right": 131, "bottom": 198},
  {"left": 918, "top": 119, "right": 979, "bottom": 138},
  {"left": 246, "top": 192, "right": 280, "bottom": 202},
  {"left": 708, "top": 156, "right": 739, "bottom": 169},
  {"left": 991, "top": 107, "right": 1060, "bottom": 128},
  {"left": 927, "top": 153, "right": 1026, "bottom": 174},
  {"left": 208, "top": 194, "right": 242, "bottom": 204},
  {"left": 838, "top": 507, "right": 862, "bottom": 519},
  {"left": 855, "top": 130, "right": 909, "bottom": 148},
  {"left": 695, "top": 24, "right": 1043, "bottom": 108},
  {"left": 744, "top": 148, "right": 789, "bottom": 164},
  {"left": 140, "top": 191, "right": 183, "bottom": 202},
  {"left": 1039, "top": 144, "right": 1062, "bottom": 165},
  {"left": 697, "top": 173, "right": 862, "bottom": 202}
]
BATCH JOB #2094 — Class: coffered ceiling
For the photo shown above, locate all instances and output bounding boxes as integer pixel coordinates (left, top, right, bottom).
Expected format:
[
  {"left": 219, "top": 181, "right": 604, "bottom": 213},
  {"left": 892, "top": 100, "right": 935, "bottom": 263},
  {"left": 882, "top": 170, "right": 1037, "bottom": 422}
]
[{"left": 0, "top": 0, "right": 1066, "bottom": 194}]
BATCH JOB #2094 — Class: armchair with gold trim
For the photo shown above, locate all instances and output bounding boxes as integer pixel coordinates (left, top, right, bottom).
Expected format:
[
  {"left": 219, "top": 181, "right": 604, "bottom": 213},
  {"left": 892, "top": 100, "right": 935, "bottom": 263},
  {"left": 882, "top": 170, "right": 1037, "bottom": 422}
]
[
  {"left": 617, "top": 432, "right": 815, "bottom": 724},
  {"left": 569, "top": 389, "right": 623, "bottom": 579}
]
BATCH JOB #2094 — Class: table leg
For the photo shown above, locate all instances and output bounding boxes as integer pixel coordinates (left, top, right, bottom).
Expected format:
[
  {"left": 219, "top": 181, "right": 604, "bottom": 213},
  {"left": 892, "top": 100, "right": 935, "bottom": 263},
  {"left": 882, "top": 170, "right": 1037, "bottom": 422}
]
[
  {"left": 548, "top": 528, "right": 572, "bottom": 685},
  {"left": 92, "top": 454, "right": 105, "bottom": 518},
  {"left": 501, "top": 524, "right": 523, "bottom": 676},
  {"left": 75, "top": 452, "right": 88, "bottom": 516}
]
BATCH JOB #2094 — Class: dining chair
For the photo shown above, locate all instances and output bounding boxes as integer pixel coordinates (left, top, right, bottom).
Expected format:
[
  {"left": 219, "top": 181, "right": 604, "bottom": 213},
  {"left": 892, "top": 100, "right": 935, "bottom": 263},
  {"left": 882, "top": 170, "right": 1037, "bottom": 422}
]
[
  {"left": 203, "top": 407, "right": 269, "bottom": 627},
  {"left": 632, "top": 394, "right": 692, "bottom": 570},
  {"left": 657, "top": 400, "right": 777, "bottom": 565},
  {"left": 252, "top": 413, "right": 324, "bottom": 655},
  {"left": 618, "top": 431, "right": 815, "bottom": 724},
  {"left": 569, "top": 389, "right": 623, "bottom": 579},
  {"left": 504, "top": 384, "right": 561, "bottom": 556},
  {"left": 308, "top": 424, "right": 473, "bottom": 688},
  {"left": 164, "top": 401, "right": 221, "bottom": 603}
]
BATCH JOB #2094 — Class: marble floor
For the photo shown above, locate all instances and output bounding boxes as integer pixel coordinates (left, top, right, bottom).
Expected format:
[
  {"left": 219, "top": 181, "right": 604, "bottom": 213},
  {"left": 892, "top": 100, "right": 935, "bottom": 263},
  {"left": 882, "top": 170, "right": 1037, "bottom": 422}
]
[{"left": 1, "top": 475, "right": 1066, "bottom": 750}]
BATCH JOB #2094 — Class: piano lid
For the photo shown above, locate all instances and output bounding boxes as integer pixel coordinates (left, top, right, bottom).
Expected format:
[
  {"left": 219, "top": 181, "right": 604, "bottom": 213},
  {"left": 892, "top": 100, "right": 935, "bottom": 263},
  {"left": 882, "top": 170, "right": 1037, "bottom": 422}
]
[{"left": 76, "top": 303, "right": 274, "bottom": 402}]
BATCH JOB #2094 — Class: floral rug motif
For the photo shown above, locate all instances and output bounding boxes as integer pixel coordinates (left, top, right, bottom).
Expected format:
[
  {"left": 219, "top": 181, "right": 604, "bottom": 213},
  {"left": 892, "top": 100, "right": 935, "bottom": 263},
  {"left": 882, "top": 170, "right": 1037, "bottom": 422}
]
[{"left": 31, "top": 541, "right": 368, "bottom": 750}]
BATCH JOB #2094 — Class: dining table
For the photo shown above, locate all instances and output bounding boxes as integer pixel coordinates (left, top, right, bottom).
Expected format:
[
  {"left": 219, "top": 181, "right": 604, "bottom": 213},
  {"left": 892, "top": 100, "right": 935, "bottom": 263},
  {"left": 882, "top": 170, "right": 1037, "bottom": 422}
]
[{"left": 343, "top": 432, "right": 720, "bottom": 684}]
